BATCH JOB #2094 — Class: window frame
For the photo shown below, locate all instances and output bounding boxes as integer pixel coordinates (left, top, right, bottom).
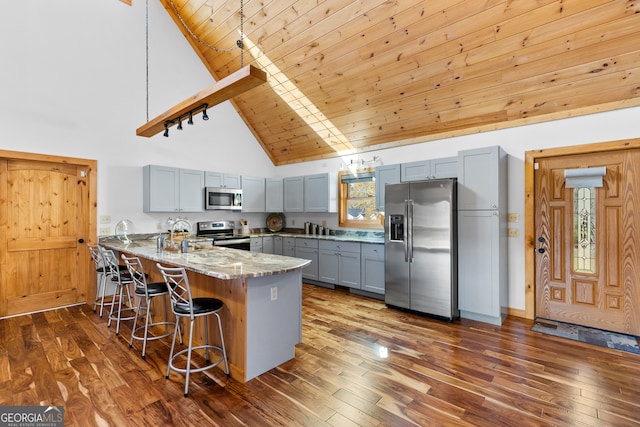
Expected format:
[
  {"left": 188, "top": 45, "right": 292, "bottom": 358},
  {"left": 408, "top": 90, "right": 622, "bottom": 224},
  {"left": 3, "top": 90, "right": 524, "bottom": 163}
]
[{"left": 338, "top": 168, "right": 383, "bottom": 229}]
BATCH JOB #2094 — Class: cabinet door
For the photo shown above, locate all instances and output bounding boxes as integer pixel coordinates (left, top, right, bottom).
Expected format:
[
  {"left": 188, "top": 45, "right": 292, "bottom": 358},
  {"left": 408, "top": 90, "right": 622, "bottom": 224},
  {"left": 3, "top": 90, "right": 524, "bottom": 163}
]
[
  {"left": 432, "top": 156, "right": 458, "bottom": 179},
  {"left": 401, "top": 161, "right": 430, "bottom": 181},
  {"left": 304, "top": 173, "right": 337, "bottom": 212},
  {"left": 204, "top": 171, "right": 223, "bottom": 188},
  {"left": 458, "top": 210, "right": 500, "bottom": 317},
  {"left": 242, "top": 176, "right": 265, "bottom": 212},
  {"left": 205, "top": 172, "right": 241, "bottom": 188},
  {"left": 265, "top": 178, "right": 284, "bottom": 212},
  {"left": 144, "top": 165, "right": 179, "bottom": 212},
  {"left": 223, "top": 174, "right": 241, "bottom": 188},
  {"left": 375, "top": 164, "right": 401, "bottom": 211},
  {"left": 283, "top": 239, "right": 296, "bottom": 257},
  {"left": 458, "top": 146, "right": 501, "bottom": 210},
  {"left": 338, "top": 251, "right": 361, "bottom": 288},
  {"left": 250, "top": 237, "right": 263, "bottom": 253},
  {"left": 179, "top": 168, "right": 205, "bottom": 212},
  {"left": 273, "top": 236, "right": 283, "bottom": 255},
  {"left": 296, "top": 246, "right": 318, "bottom": 280},
  {"left": 283, "top": 176, "right": 304, "bottom": 212},
  {"left": 262, "top": 236, "right": 274, "bottom": 254},
  {"left": 318, "top": 250, "right": 339, "bottom": 284},
  {"left": 361, "top": 244, "right": 384, "bottom": 294}
]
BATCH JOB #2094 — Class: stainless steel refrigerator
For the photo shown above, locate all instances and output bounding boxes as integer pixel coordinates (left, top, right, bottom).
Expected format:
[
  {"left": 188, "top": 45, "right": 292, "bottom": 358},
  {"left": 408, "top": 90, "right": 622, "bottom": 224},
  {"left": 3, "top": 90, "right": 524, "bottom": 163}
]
[{"left": 384, "top": 178, "right": 458, "bottom": 320}]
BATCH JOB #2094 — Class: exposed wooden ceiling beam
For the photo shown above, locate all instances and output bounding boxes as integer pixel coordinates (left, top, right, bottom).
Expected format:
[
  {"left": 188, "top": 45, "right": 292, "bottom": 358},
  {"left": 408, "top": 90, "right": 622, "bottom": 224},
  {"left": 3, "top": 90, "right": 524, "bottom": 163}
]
[{"left": 136, "top": 64, "right": 267, "bottom": 138}]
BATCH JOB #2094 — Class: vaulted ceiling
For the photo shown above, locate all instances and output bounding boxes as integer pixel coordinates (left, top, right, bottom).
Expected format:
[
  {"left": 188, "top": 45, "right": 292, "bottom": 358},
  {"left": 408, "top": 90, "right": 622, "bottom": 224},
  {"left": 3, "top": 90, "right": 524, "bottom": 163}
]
[{"left": 159, "top": 0, "right": 640, "bottom": 165}]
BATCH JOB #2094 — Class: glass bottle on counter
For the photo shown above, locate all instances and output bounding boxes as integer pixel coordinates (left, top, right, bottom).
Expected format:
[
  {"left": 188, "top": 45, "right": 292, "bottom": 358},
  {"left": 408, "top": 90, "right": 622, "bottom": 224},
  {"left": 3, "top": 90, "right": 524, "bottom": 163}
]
[{"left": 181, "top": 235, "right": 188, "bottom": 253}]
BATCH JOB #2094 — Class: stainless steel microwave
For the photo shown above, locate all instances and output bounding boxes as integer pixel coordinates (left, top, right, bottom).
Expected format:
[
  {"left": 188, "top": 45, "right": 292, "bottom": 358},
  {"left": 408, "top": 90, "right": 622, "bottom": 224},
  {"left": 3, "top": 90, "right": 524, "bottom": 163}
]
[{"left": 204, "top": 187, "right": 242, "bottom": 211}]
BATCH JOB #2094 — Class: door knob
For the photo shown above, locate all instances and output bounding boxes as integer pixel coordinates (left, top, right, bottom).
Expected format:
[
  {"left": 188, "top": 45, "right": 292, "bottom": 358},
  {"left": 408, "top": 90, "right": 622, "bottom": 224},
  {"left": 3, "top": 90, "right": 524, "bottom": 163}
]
[
  {"left": 78, "top": 238, "right": 85, "bottom": 244},
  {"left": 537, "top": 248, "right": 545, "bottom": 254}
]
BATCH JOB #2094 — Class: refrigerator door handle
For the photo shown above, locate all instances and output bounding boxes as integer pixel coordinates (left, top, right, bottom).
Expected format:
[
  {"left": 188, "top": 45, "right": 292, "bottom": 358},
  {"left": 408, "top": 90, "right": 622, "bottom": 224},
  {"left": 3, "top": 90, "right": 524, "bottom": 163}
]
[
  {"left": 403, "top": 200, "right": 409, "bottom": 262},
  {"left": 407, "top": 199, "right": 414, "bottom": 262}
]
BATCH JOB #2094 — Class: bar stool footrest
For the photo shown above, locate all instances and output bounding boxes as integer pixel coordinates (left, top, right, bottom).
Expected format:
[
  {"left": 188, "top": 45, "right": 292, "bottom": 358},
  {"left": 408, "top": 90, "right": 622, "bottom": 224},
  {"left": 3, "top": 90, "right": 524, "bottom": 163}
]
[{"left": 167, "top": 345, "right": 227, "bottom": 375}]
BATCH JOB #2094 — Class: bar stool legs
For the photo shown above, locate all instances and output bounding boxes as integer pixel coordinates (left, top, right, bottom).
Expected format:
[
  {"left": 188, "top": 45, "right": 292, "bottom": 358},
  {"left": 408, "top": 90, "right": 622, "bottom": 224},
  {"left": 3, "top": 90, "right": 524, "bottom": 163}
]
[
  {"left": 121, "top": 254, "right": 179, "bottom": 359},
  {"left": 157, "top": 263, "right": 229, "bottom": 397}
]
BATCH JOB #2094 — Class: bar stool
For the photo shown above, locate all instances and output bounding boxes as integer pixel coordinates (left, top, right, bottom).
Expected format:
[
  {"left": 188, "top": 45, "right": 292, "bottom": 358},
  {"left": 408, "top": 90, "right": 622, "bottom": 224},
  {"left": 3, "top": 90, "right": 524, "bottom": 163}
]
[
  {"left": 102, "top": 248, "right": 136, "bottom": 335},
  {"left": 121, "top": 254, "right": 178, "bottom": 359},
  {"left": 156, "top": 263, "right": 229, "bottom": 397},
  {"left": 88, "top": 244, "right": 127, "bottom": 318}
]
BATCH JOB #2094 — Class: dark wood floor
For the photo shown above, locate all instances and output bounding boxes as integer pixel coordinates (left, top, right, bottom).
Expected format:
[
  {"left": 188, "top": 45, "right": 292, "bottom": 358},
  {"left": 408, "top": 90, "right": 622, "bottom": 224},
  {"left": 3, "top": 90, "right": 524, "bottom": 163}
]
[{"left": 0, "top": 284, "right": 639, "bottom": 426}]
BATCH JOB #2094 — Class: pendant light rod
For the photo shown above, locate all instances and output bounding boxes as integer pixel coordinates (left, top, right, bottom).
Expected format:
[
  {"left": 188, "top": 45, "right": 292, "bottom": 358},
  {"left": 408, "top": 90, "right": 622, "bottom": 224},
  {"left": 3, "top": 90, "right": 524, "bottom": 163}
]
[{"left": 136, "top": 64, "right": 266, "bottom": 138}]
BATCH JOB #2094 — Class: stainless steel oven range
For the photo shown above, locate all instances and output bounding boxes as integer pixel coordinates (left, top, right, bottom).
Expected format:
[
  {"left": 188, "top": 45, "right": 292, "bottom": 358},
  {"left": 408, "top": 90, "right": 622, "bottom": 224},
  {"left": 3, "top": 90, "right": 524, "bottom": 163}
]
[{"left": 196, "top": 220, "right": 250, "bottom": 250}]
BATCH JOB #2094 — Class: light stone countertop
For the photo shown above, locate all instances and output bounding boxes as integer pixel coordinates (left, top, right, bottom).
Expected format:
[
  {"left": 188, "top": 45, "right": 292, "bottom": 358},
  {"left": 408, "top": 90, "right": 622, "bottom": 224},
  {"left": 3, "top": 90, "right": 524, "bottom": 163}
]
[
  {"left": 100, "top": 237, "right": 311, "bottom": 280},
  {"left": 246, "top": 232, "right": 385, "bottom": 244}
]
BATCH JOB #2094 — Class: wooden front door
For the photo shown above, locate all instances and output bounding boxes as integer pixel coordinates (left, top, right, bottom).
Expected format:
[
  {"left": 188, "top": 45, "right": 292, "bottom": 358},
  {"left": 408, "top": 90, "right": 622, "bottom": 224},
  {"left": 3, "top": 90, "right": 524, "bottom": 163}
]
[
  {"left": 534, "top": 149, "right": 640, "bottom": 335},
  {"left": 0, "top": 158, "right": 91, "bottom": 317}
]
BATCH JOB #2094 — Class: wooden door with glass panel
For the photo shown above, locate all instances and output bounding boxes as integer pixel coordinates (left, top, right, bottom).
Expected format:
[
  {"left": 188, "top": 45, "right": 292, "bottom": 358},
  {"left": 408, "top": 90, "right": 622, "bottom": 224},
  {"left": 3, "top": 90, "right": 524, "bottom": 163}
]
[{"left": 534, "top": 150, "right": 640, "bottom": 335}]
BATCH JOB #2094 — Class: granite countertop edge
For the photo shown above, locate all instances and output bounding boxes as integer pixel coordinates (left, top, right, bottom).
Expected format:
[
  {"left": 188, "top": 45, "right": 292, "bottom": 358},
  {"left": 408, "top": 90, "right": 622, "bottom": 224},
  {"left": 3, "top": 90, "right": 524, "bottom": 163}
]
[{"left": 100, "top": 237, "right": 311, "bottom": 280}]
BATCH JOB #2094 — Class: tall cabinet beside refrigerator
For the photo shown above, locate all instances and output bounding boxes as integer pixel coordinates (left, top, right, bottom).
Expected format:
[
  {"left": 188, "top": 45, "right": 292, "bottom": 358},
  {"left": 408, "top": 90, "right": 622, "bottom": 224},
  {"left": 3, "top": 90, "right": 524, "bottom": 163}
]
[
  {"left": 457, "top": 146, "right": 508, "bottom": 325},
  {"left": 384, "top": 179, "right": 458, "bottom": 321}
]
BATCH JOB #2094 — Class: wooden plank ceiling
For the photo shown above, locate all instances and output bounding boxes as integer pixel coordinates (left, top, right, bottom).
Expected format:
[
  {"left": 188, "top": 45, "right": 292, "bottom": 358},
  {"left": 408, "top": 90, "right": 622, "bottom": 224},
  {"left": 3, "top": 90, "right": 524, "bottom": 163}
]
[{"left": 159, "top": 0, "right": 640, "bottom": 165}]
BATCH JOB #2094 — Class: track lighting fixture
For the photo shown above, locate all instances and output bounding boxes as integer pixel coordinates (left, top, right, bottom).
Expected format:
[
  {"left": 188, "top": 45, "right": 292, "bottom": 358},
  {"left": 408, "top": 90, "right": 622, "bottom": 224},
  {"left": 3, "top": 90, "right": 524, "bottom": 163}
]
[{"left": 156, "top": 104, "right": 210, "bottom": 137}]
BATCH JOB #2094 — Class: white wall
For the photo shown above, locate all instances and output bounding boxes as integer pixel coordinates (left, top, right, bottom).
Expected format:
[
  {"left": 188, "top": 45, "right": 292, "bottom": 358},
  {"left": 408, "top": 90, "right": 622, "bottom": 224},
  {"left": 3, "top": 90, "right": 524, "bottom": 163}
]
[{"left": 1, "top": 0, "right": 639, "bottom": 312}]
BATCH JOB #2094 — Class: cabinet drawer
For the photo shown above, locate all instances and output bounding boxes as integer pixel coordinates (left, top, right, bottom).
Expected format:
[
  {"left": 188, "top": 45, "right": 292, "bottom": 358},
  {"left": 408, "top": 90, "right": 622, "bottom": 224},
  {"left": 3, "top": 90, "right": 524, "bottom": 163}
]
[
  {"left": 318, "top": 240, "right": 360, "bottom": 253},
  {"left": 361, "top": 243, "right": 383, "bottom": 259},
  {"left": 283, "top": 237, "right": 296, "bottom": 247},
  {"left": 295, "top": 238, "right": 318, "bottom": 249}
]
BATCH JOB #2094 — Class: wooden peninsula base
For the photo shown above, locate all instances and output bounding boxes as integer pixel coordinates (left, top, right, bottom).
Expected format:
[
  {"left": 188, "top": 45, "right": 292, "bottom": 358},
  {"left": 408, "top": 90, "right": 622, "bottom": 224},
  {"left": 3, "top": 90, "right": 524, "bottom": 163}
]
[{"left": 101, "top": 238, "right": 308, "bottom": 383}]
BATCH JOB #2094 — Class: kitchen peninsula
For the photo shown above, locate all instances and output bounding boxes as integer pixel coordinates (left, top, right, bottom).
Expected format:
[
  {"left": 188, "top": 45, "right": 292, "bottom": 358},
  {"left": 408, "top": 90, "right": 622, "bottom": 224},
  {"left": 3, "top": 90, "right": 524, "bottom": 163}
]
[{"left": 100, "top": 235, "right": 310, "bottom": 383}]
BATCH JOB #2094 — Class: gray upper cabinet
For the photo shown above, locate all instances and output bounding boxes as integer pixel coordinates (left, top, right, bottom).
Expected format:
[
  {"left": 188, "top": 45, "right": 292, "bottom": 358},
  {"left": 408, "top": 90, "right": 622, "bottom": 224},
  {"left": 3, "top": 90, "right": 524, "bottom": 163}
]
[
  {"left": 400, "top": 157, "right": 458, "bottom": 182},
  {"left": 265, "top": 178, "right": 284, "bottom": 212},
  {"left": 283, "top": 176, "right": 304, "bottom": 212},
  {"left": 242, "top": 175, "right": 265, "bottom": 212},
  {"left": 143, "top": 165, "right": 204, "bottom": 213},
  {"left": 304, "top": 173, "right": 337, "bottom": 212},
  {"left": 375, "top": 164, "right": 401, "bottom": 212},
  {"left": 204, "top": 171, "right": 241, "bottom": 188},
  {"left": 457, "top": 146, "right": 506, "bottom": 211}
]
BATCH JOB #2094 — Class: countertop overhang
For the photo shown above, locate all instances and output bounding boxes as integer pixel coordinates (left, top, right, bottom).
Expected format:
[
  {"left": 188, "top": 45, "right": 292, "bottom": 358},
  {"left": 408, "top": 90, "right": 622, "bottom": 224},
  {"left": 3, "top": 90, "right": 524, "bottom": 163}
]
[{"left": 99, "top": 237, "right": 311, "bottom": 280}]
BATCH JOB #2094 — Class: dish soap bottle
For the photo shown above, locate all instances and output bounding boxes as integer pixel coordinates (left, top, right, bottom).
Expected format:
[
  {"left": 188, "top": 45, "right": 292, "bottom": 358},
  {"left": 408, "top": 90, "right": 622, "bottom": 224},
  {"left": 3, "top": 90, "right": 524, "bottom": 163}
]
[{"left": 181, "top": 235, "right": 188, "bottom": 253}]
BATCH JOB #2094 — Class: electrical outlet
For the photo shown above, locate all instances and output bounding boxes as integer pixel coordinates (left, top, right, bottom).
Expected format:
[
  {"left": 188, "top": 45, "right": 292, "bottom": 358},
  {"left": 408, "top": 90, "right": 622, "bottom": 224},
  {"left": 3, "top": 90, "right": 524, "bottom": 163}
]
[
  {"left": 291, "top": 219, "right": 295, "bottom": 225},
  {"left": 322, "top": 220, "right": 327, "bottom": 227},
  {"left": 99, "top": 227, "right": 111, "bottom": 236},
  {"left": 507, "top": 213, "right": 519, "bottom": 223},
  {"left": 508, "top": 228, "right": 519, "bottom": 237},
  {"left": 156, "top": 222, "right": 162, "bottom": 230},
  {"left": 100, "top": 215, "right": 111, "bottom": 224},
  {"left": 270, "top": 286, "right": 278, "bottom": 301}
]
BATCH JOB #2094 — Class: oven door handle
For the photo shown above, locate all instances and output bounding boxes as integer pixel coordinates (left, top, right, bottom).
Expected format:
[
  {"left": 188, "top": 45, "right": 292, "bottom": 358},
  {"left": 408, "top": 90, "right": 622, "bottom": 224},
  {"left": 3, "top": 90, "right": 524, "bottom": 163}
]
[{"left": 214, "top": 238, "right": 251, "bottom": 246}]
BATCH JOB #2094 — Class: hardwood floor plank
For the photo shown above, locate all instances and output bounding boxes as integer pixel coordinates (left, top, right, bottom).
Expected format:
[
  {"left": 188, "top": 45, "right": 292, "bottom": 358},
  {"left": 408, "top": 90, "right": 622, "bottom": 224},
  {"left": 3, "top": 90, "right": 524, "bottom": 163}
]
[{"left": 0, "top": 284, "right": 638, "bottom": 426}]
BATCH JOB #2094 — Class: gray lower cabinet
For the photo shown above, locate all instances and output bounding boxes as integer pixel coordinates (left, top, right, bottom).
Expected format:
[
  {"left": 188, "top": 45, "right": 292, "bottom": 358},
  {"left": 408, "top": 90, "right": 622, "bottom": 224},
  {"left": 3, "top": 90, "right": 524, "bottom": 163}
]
[
  {"left": 273, "top": 235, "right": 283, "bottom": 255},
  {"left": 250, "top": 237, "right": 263, "bottom": 253},
  {"left": 360, "top": 243, "right": 384, "bottom": 294},
  {"left": 295, "top": 238, "right": 318, "bottom": 281},
  {"left": 283, "top": 237, "right": 296, "bottom": 257},
  {"left": 318, "top": 240, "right": 360, "bottom": 288},
  {"left": 262, "top": 236, "right": 274, "bottom": 254}
]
